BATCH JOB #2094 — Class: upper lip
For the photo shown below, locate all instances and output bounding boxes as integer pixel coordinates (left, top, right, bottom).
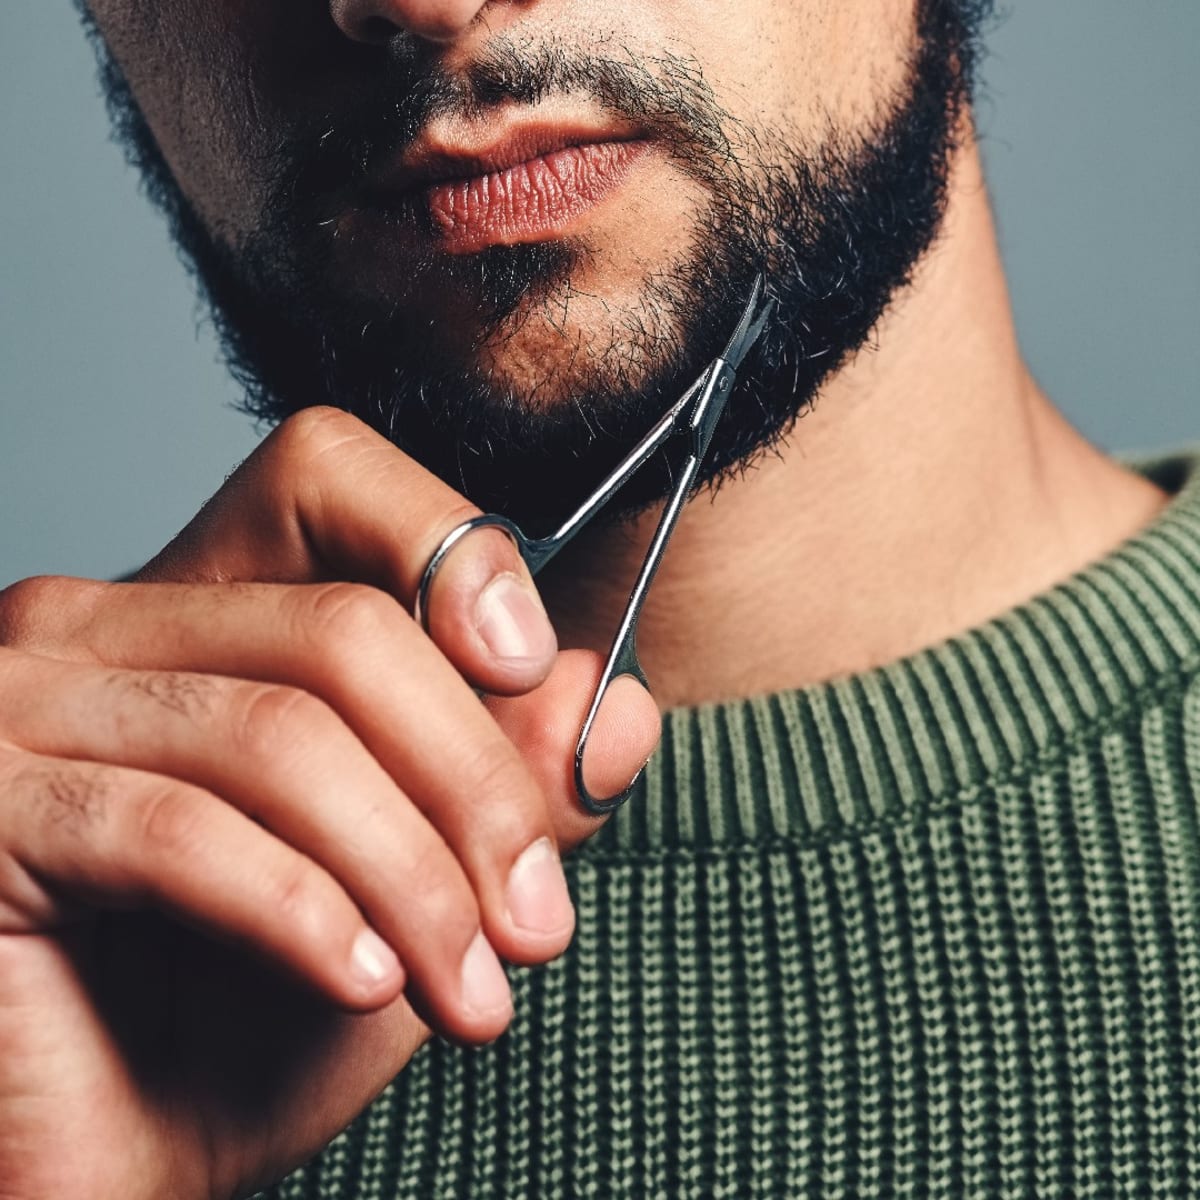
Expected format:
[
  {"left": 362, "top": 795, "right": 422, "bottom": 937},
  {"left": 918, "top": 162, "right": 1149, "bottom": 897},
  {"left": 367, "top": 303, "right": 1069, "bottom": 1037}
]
[{"left": 374, "top": 118, "right": 648, "bottom": 194}]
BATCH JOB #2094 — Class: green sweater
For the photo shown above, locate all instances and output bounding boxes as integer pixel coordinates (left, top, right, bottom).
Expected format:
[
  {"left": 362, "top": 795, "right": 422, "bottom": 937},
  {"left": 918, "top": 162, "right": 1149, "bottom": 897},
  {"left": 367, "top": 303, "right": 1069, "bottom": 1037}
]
[{"left": 263, "top": 451, "right": 1200, "bottom": 1199}]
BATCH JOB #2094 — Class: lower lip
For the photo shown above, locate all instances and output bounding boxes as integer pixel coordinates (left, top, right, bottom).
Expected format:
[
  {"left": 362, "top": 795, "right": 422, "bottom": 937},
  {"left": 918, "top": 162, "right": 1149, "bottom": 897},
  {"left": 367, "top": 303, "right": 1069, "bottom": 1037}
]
[{"left": 424, "top": 140, "right": 650, "bottom": 255}]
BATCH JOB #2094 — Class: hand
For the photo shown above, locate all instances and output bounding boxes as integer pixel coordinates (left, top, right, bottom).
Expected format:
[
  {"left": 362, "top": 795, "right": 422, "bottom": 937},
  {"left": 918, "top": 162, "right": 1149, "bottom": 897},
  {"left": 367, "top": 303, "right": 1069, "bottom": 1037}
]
[{"left": 0, "top": 408, "right": 661, "bottom": 1200}]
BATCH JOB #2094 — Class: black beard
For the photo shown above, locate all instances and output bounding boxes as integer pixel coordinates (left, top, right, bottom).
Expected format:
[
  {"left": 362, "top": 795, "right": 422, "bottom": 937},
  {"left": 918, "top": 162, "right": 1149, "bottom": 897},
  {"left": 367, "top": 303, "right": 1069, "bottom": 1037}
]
[{"left": 80, "top": 1, "right": 993, "bottom": 533}]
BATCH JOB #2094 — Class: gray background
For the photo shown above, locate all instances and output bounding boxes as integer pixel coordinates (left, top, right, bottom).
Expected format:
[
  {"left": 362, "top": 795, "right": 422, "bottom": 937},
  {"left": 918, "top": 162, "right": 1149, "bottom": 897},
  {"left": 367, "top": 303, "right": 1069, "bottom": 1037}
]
[{"left": 1, "top": 3, "right": 1197, "bottom": 587}]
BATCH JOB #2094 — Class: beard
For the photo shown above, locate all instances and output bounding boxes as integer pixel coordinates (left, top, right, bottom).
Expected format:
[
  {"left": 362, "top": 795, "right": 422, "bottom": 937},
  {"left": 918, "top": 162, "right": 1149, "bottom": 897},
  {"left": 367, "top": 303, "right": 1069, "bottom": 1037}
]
[{"left": 81, "top": 1, "right": 992, "bottom": 533}]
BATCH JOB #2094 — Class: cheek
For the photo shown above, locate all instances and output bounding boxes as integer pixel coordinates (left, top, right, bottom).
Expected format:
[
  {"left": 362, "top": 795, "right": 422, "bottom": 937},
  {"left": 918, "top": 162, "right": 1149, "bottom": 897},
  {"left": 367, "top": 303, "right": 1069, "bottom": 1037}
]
[
  {"left": 87, "top": 0, "right": 285, "bottom": 237},
  {"left": 674, "top": 0, "right": 917, "bottom": 141}
]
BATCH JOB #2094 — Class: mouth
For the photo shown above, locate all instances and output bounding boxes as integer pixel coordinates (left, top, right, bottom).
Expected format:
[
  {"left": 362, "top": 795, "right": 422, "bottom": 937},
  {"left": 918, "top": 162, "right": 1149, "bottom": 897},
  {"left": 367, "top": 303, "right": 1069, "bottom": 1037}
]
[{"left": 366, "top": 121, "right": 653, "bottom": 255}]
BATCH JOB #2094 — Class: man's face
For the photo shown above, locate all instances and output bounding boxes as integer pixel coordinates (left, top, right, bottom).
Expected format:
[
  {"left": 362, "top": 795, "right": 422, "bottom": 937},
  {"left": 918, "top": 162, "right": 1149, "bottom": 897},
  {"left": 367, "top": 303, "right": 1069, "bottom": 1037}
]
[{"left": 83, "top": 0, "right": 986, "bottom": 526}]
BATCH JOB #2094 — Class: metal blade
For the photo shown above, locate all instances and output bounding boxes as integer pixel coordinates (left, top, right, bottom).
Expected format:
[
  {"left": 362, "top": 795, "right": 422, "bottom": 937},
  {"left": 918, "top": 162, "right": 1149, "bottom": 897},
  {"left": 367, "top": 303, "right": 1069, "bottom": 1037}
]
[{"left": 719, "top": 274, "right": 774, "bottom": 369}]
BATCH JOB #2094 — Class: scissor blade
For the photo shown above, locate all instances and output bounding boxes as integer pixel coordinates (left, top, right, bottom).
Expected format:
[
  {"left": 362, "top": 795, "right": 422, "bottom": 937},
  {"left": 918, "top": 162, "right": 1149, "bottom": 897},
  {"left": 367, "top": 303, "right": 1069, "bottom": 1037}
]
[
  {"left": 719, "top": 274, "right": 774, "bottom": 369},
  {"left": 726, "top": 299, "right": 774, "bottom": 372}
]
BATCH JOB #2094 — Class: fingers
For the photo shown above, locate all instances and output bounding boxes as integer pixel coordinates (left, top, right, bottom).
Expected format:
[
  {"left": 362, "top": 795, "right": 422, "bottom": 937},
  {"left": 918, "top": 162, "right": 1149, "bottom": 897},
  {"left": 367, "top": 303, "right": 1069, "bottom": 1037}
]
[
  {"left": 6, "top": 584, "right": 663, "bottom": 855},
  {"left": 6, "top": 584, "right": 580, "bottom": 964},
  {"left": 0, "top": 752, "right": 405, "bottom": 1014},
  {"left": 72, "top": 584, "right": 657, "bottom": 904},
  {"left": 0, "top": 573, "right": 665, "bottom": 1042},
  {"left": 0, "top": 648, "right": 573, "bottom": 1041},
  {"left": 133, "top": 407, "right": 557, "bottom": 696},
  {"left": 488, "top": 651, "right": 663, "bottom": 852}
]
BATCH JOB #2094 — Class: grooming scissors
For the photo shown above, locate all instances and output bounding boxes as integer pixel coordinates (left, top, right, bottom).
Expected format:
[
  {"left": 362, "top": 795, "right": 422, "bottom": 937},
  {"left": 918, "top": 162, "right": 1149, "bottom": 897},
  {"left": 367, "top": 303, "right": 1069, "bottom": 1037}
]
[{"left": 417, "top": 276, "right": 775, "bottom": 815}]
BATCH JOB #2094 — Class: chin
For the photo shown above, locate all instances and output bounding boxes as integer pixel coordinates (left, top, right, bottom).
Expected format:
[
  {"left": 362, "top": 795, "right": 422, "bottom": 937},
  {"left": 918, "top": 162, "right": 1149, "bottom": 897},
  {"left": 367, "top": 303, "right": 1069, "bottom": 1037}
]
[
  {"left": 474, "top": 319, "right": 595, "bottom": 411},
  {"left": 482, "top": 259, "right": 681, "bottom": 388}
]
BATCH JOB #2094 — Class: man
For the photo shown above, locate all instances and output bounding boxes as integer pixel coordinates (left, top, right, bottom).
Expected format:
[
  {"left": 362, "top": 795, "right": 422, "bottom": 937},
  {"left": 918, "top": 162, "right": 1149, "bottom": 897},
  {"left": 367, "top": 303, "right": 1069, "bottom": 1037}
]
[{"left": 0, "top": 0, "right": 1194, "bottom": 1196}]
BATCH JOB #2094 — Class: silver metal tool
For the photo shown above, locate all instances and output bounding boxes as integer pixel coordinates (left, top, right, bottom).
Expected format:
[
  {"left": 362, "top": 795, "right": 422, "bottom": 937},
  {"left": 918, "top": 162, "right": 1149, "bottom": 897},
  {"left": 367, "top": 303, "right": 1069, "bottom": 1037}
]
[{"left": 417, "top": 275, "right": 775, "bottom": 815}]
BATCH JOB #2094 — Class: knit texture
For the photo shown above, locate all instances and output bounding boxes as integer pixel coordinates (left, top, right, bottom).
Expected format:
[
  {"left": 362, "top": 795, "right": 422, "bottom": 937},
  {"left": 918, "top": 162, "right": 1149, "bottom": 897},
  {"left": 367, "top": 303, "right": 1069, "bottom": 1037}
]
[{"left": 260, "top": 451, "right": 1200, "bottom": 1199}]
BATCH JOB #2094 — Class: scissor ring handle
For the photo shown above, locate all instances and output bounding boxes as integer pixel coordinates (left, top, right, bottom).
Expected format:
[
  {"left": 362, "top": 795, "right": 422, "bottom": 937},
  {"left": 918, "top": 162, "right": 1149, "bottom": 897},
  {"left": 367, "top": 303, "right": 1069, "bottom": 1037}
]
[
  {"left": 414, "top": 514, "right": 526, "bottom": 632},
  {"left": 576, "top": 765, "right": 645, "bottom": 816},
  {"left": 573, "top": 633, "right": 651, "bottom": 816}
]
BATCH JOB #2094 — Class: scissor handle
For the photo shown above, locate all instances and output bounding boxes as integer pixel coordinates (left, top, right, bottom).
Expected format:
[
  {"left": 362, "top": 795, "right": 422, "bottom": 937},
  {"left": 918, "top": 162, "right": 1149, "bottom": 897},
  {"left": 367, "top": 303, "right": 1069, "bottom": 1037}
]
[
  {"left": 415, "top": 277, "right": 771, "bottom": 817},
  {"left": 571, "top": 390, "right": 720, "bottom": 813},
  {"left": 418, "top": 511, "right": 648, "bottom": 815},
  {"left": 573, "top": 621, "right": 650, "bottom": 815},
  {"left": 416, "top": 364, "right": 721, "bottom": 814},
  {"left": 415, "top": 514, "right": 532, "bottom": 632}
]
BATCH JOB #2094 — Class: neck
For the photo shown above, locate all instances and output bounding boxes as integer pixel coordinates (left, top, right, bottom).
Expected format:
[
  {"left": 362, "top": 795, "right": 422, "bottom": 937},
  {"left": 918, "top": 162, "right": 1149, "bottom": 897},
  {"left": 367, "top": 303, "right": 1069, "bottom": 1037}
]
[{"left": 538, "top": 141, "right": 1167, "bottom": 710}]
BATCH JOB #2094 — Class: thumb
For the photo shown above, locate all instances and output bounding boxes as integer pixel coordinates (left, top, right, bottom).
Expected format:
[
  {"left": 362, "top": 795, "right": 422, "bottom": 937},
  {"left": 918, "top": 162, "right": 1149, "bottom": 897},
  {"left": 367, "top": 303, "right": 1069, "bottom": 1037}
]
[{"left": 486, "top": 650, "right": 662, "bottom": 853}]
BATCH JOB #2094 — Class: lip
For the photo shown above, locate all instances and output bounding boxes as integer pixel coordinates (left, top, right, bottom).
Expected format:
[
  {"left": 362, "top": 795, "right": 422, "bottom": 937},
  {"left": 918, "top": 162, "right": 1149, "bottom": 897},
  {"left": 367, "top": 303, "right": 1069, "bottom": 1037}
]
[
  {"left": 386, "top": 118, "right": 648, "bottom": 190},
  {"left": 367, "top": 120, "right": 652, "bottom": 254}
]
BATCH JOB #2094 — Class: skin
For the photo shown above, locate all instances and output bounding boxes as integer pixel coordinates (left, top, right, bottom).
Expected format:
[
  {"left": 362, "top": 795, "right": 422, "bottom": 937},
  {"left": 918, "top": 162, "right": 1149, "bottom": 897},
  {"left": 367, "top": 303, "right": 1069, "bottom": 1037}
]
[
  {"left": 542, "top": 144, "right": 1168, "bottom": 707},
  {"left": 0, "top": 1, "right": 1169, "bottom": 1198},
  {"left": 89, "top": 0, "right": 914, "bottom": 403}
]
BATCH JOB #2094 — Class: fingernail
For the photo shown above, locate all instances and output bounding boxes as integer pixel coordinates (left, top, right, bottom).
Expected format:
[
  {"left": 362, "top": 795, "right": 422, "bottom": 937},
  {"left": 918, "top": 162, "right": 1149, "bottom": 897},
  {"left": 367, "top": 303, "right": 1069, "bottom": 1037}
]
[
  {"left": 475, "top": 573, "right": 554, "bottom": 665},
  {"left": 460, "top": 931, "right": 513, "bottom": 1018},
  {"left": 506, "top": 838, "right": 576, "bottom": 939},
  {"left": 351, "top": 928, "right": 401, "bottom": 987}
]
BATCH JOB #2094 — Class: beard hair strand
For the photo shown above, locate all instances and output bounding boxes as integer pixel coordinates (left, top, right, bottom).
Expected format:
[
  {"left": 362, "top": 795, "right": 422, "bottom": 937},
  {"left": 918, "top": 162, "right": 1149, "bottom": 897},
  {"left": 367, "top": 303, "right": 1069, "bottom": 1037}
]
[{"left": 76, "top": 0, "right": 993, "bottom": 530}]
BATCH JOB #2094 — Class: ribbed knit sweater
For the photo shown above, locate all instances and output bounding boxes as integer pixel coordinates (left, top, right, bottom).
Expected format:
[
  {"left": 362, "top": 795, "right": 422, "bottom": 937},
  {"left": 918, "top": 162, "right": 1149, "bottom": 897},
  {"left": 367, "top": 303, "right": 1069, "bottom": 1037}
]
[{"left": 261, "top": 450, "right": 1200, "bottom": 1199}]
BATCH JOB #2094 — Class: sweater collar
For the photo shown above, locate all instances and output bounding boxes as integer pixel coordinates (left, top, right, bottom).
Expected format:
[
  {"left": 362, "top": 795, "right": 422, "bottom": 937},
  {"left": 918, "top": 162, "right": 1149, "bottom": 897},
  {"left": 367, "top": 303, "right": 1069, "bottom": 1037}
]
[{"left": 597, "top": 450, "right": 1200, "bottom": 852}]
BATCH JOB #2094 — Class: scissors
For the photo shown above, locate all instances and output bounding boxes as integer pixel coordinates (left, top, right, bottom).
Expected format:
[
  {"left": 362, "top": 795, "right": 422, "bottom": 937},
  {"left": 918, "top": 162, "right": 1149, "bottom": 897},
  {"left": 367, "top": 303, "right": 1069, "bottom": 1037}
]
[{"left": 417, "top": 275, "right": 775, "bottom": 815}]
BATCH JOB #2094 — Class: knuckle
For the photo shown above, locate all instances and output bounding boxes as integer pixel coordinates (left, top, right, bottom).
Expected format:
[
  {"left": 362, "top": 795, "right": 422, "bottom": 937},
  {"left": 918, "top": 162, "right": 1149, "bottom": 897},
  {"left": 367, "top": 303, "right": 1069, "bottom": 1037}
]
[
  {"left": 136, "top": 784, "right": 207, "bottom": 861},
  {"left": 233, "top": 683, "right": 336, "bottom": 763},
  {"left": 300, "top": 582, "right": 403, "bottom": 661},
  {"left": 265, "top": 860, "right": 341, "bottom": 942},
  {"left": 0, "top": 576, "right": 103, "bottom": 649},
  {"left": 441, "top": 501, "right": 488, "bottom": 539},
  {"left": 403, "top": 843, "right": 479, "bottom": 934},
  {"left": 355, "top": 820, "right": 479, "bottom": 937},
  {"left": 460, "top": 736, "right": 535, "bottom": 808},
  {"left": 268, "top": 407, "right": 363, "bottom": 473}
]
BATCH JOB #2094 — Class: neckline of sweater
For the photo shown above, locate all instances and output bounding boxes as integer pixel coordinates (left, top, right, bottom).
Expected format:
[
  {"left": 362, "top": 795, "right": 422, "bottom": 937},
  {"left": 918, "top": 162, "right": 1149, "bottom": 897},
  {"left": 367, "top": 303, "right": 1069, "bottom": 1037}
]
[{"left": 590, "top": 447, "right": 1200, "bottom": 852}]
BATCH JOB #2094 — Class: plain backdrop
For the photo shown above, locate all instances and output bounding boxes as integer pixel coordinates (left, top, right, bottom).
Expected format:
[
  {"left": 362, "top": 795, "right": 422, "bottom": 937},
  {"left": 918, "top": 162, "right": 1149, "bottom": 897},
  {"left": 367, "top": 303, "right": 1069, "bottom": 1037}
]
[{"left": 1, "top": 3, "right": 1198, "bottom": 586}]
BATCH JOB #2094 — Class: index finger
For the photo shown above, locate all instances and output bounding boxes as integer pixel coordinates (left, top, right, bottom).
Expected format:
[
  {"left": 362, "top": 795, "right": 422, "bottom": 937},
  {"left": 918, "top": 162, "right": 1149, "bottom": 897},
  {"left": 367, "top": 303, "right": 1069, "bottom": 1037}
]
[{"left": 137, "top": 407, "right": 557, "bottom": 696}]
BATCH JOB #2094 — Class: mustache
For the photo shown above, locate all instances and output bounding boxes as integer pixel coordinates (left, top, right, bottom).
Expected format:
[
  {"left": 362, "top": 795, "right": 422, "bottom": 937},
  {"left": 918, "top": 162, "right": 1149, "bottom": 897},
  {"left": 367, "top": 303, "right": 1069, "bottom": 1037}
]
[{"left": 274, "top": 40, "right": 742, "bottom": 209}]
